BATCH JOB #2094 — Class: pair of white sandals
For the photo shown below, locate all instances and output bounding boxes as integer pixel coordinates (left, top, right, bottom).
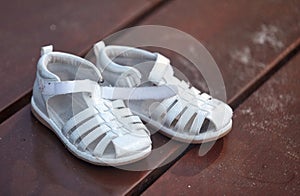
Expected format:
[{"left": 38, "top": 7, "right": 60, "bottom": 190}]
[{"left": 31, "top": 41, "right": 233, "bottom": 166}]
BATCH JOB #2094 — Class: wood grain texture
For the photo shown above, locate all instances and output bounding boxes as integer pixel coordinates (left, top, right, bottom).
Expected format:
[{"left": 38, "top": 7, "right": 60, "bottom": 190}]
[{"left": 143, "top": 53, "right": 300, "bottom": 195}]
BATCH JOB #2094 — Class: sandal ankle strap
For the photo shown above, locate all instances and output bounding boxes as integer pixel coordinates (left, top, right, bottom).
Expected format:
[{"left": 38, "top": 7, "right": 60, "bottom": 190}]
[
  {"left": 101, "top": 85, "right": 177, "bottom": 100},
  {"left": 40, "top": 79, "right": 101, "bottom": 98}
]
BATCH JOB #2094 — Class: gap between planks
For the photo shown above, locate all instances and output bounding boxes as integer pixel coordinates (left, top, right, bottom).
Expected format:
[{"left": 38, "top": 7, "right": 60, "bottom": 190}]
[{"left": 228, "top": 37, "right": 300, "bottom": 109}]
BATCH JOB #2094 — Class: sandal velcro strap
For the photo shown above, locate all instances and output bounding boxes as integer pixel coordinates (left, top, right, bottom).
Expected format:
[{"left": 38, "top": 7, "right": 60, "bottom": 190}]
[
  {"left": 101, "top": 85, "right": 178, "bottom": 100},
  {"left": 40, "top": 79, "right": 101, "bottom": 97},
  {"left": 40, "top": 77, "right": 177, "bottom": 100}
]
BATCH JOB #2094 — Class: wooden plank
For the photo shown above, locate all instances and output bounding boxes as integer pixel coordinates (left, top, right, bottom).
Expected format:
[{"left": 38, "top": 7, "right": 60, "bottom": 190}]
[
  {"left": 143, "top": 53, "right": 300, "bottom": 195},
  {"left": 0, "top": 0, "right": 163, "bottom": 114},
  {"left": 0, "top": 105, "right": 179, "bottom": 195},
  {"left": 1, "top": 0, "right": 300, "bottom": 195},
  {"left": 137, "top": 0, "right": 300, "bottom": 99}
]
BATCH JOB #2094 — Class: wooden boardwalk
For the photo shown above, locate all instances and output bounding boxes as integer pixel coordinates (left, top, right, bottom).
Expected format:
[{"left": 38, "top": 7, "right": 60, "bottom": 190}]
[{"left": 0, "top": 0, "right": 299, "bottom": 195}]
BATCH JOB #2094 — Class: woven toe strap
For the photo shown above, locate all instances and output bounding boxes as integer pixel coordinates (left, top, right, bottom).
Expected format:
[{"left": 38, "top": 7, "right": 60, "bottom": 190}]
[
  {"left": 149, "top": 81, "right": 232, "bottom": 134},
  {"left": 111, "top": 99, "right": 150, "bottom": 135},
  {"left": 150, "top": 97, "right": 209, "bottom": 135},
  {"left": 62, "top": 106, "right": 151, "bottom": 158}
]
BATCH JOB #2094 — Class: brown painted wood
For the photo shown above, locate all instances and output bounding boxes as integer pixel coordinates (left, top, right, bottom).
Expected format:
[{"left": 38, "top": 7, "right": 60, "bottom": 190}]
[
  {"left": 0, "top": 0, "right": 163, "bottom": 114},
  {"left": 228, "top": 37, "right": 300, "bottom": 109},
  {"left": 1, "top": 0, "right": 300, "bottom": 195},
  {"left": 143, "top": 53, "right": 300, "bottom": 195},
  {"left": 137, "top": 0, "right": 300, "bottom": 100}
]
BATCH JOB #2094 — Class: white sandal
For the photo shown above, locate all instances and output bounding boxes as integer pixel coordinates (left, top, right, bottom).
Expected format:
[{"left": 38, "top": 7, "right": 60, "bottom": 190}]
[
  {"left": 86, "top": 41, "right": 233, "bottom": 144},
  {"left": 31, "top": 45, "right": 151, "bottom": 166}
]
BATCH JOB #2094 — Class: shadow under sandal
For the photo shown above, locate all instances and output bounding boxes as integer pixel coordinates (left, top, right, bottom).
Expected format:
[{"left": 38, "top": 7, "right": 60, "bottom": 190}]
[
  {"left": 31, "top": 45, "right": 151, "bottom": 166},
  {"left": 87, "top": 41, "right": 233, "bottom": 144}
]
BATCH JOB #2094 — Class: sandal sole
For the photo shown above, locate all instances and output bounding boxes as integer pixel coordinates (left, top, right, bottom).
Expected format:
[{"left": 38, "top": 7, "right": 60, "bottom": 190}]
[{"left": 133, "top": 111, "right": 232, "bottom": 144}]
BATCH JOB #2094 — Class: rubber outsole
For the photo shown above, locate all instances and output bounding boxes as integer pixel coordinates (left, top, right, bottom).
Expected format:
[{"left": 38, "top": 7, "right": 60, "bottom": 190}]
[{"left": 133, "top": 111, "right": 232, "bottom": 144}]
